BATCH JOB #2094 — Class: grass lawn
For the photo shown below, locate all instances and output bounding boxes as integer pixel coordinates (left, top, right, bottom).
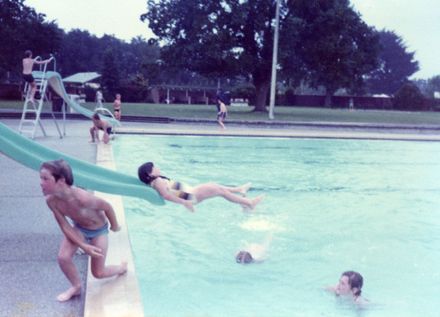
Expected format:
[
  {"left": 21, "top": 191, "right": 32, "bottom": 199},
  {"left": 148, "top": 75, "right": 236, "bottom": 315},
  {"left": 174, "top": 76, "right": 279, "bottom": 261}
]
[{"left": 1, "top": 99, "right": 440, "bottom": 125}]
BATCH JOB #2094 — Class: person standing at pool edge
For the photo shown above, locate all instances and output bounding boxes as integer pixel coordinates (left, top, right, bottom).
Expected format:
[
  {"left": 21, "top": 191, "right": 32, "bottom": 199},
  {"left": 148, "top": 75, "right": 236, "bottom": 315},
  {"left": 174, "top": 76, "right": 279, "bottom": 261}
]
[
  {"left": 40, "top": 159, "right": 127, "bottom": 302},
  {"left": 95, "top": 90, "right": 104, "bottom": 108},
  {"left": 113, "top": 93, "right": 122, "bottom": 121},
  {"left": 138, "top": 162, "right": 264, "bottom": 212},
  {"left": 90, "top": 112, "right": 113, "bottom": 144}
]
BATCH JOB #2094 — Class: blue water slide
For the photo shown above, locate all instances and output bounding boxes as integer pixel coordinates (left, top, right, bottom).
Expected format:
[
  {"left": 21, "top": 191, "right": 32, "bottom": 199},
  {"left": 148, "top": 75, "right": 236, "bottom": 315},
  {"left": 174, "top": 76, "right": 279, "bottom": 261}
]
[
  {"left": 33, "top": 71, "right": 120, "bottom": 126},
  {"left": 0, "top": 122, "right": 164, "bottom": 205}
]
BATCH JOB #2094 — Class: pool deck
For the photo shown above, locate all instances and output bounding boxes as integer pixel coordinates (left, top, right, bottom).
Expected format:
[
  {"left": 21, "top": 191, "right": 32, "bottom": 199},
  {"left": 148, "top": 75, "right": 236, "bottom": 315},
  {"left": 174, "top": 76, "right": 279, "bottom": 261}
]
[{"left": 1, "top": 117, "right": 440, "bottom": 317}]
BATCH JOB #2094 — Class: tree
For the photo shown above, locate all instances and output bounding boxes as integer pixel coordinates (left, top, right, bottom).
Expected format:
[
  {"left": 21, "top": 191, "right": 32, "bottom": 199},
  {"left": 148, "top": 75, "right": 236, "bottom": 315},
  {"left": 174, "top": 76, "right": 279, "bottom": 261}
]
[
  {"left": 142, "top": 0, "right": 291, "bottom": 111},
  {"left": 100, "top": 49, "right": 120, "bottom": 98},
  {"left": 366, "top": 30, "right": 419, "bottom": 95},
  {"left": 0, "top": 0, "right": 62, "bottom": 81},
  {"left": 415, "top": 75, "right": 440, "bottom": 99},
  {"left": 393, "top": 82, "right": 426, "bottom": 111},
  {"left": 291, "top": 0, "right": 379, "bottom": 106},
  {"left": 58, "top": 30, "right": 102, "bottom": 76}
]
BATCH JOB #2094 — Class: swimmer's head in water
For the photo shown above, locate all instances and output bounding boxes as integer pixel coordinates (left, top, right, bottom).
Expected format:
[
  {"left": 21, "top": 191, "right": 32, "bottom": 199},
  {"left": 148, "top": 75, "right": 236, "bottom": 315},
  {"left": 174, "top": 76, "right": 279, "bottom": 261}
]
[
  {"left": 235, "top": 251, "right": 253, "bottom": 264},
  {"left": 138, "top": 162, "right": 155, "bottom": 185},
  {"left": 337, "top": 271, "right": 364, "bottom": 297}
]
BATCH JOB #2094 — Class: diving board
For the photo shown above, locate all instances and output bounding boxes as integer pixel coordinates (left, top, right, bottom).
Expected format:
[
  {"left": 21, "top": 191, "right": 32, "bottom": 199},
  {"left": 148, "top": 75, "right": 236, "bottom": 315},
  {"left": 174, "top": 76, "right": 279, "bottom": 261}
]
[{"left": 0, "top": 122, "right": 163, "bottom": 205}]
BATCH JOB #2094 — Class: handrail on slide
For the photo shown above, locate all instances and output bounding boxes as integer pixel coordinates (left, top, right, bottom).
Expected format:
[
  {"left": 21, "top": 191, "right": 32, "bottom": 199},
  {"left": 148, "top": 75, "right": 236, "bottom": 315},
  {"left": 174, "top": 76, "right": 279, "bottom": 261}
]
[
  {"left": 32, "top": 71, "right": 120, "bottom": 127},
  {"left": 0, "top": 122, "right": 164, "bottom": 205}
]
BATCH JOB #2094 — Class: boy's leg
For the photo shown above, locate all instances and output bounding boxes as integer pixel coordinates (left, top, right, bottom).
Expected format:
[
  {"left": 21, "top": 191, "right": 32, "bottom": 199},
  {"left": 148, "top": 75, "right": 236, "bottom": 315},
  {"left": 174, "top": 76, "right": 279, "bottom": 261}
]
[
  {"left": 220, "top": 183, "right": 252, "bottom": 196},
  {"left": 90, "top": 234, "right": 127, "bottom": 279},
  {"left": 57, "top": 236, "right": 82, "bottom": 301},
  {"left": 30, "top": 82, "right": 36, "bottom": 101},
  {"left": 194, "top": 183, "right": 263, "bottom": 209},
  {"left": 103, "top": 132, "right": 110, "bottom": 144},
  {"left": 89, "top": 127, "right": 97, "bottom": 142}
]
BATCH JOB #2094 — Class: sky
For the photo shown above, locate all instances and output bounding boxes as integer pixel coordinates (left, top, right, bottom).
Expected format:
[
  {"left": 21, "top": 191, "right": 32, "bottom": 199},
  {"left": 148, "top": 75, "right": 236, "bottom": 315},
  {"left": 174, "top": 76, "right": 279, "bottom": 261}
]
[{"left": 25, "top": 0, "right": 440, "bottom": 79}]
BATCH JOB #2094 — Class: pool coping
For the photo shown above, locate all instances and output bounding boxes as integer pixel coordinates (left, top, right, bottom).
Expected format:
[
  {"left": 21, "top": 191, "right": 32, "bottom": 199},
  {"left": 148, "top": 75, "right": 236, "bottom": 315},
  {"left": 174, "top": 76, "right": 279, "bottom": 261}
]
[
  {"left": 115, "top": 125, "right": 440, "bottom": 142},
  {"left": 84, "top": 143, "right": 144, "bottom": 317}
]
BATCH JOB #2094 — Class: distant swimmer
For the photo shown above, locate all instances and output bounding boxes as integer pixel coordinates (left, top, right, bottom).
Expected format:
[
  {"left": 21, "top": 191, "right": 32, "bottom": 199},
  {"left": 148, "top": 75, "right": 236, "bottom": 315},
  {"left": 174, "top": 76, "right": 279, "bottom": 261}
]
[
  {"left": 326, "top": 271, "right": 369, "bottom": 305},
  {"left": 138, "top": 161, "right": 264, "bottom": 212},
  {"left": 235, "top": 234, "right": 272, "bottom": 264}
]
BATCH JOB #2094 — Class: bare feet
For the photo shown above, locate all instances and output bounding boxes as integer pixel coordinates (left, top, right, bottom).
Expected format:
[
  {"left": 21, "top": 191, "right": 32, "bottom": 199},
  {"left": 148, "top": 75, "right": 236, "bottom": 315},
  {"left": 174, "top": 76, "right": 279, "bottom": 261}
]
[
  {"left": 251, "top": 194, "right": 264, "bottom": 208},
  {"left": 238, "top": 182, "right": 252, "bottom": 196},
  {"left": 242, "top": 194, "right": 265, "bottom": 212},
  {"left": 56, "top": 286, "right": 81, "bottom": 302},
  {"left": 118, "top": 262, "right": 128, "bottom": 275}
]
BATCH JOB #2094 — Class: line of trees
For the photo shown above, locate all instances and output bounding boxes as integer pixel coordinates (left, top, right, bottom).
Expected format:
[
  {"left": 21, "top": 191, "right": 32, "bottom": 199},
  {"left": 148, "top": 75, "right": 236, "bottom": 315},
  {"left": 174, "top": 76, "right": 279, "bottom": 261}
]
[{"left": 2, "top": 0, "right": 438, "bottom": 108}]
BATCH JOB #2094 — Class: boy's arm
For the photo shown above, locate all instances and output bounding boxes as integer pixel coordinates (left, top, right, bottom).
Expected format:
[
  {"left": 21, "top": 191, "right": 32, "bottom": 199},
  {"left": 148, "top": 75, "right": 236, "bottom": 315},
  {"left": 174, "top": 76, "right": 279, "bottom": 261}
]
[
  {"left": 34, "top": 57, "right": 53, "bottom": 65},
  {"left": 95, "top": 197, "right": 121, "bottom": 232},
  {"left": 47, "top": 199, "right": 104, "bottom": 257}
]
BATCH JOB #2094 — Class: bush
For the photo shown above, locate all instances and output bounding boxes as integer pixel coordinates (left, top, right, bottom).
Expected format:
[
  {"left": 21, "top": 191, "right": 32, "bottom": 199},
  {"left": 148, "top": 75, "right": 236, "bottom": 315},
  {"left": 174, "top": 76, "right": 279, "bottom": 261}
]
[
  {"left": 231, "top": 83, "right": 255, "bottom": 100},
  {"left": 0, "top": 84, "right": 21, "bottom": 100},
  {"left": 393, "top": 83, "right": 427, "bottom": 111},
  {"left": 284, "top": 88, "right": 295, "bottom": 105}
]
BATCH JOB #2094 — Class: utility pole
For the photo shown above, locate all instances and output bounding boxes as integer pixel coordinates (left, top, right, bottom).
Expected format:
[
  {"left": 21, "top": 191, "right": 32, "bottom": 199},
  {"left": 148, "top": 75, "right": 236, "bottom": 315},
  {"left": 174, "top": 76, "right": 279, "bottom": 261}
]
[{"left": 268, "top": 0, "right": 280, "bottom": 120}]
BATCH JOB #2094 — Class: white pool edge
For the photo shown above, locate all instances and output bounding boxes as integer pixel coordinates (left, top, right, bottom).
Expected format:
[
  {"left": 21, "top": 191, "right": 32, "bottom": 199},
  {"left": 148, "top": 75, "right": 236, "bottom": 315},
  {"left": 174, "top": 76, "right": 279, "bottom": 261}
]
[{"left": 84, "top": 142, "right": 144, "bottom": 317}]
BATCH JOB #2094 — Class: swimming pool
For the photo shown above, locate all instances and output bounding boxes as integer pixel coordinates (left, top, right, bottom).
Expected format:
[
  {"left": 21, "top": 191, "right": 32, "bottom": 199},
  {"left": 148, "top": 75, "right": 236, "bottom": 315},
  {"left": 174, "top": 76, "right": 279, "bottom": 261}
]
[{"left": 114, "top": 135, "right": 440, "bottom": 317}]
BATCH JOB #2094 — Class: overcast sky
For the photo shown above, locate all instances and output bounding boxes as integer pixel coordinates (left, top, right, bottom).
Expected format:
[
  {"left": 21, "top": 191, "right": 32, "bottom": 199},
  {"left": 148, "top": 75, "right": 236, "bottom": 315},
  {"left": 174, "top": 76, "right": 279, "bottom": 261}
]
[{"left": 25, "top": 0, "right": 439, "bottom": 79}]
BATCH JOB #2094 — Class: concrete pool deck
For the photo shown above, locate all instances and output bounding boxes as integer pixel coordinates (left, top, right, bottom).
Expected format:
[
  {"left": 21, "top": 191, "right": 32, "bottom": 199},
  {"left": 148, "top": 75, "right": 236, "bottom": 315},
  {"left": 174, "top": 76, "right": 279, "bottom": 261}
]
[{"left": 1, "top": 117, "right": 440, "bottom": 317}]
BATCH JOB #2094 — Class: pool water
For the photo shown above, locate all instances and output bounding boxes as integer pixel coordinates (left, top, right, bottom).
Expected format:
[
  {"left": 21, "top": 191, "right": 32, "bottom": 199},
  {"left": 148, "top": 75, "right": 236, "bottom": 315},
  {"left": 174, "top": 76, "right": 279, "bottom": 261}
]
[{"left": 113, "top": 135, "right": 440, "bottom": 317}]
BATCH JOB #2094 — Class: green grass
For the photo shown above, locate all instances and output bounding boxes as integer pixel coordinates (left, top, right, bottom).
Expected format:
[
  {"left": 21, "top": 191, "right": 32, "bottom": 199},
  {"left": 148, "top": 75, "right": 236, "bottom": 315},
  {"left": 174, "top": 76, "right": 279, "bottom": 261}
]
[{"left": 2, "top": 100, "right": 440, "bottom": 125}]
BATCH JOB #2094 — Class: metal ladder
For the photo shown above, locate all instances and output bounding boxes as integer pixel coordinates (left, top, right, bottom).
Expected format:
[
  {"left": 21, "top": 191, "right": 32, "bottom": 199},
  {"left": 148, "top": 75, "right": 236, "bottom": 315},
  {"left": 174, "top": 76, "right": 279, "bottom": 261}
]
[{"left": 19, "top": 55, "right": 63, "bottom": 139}]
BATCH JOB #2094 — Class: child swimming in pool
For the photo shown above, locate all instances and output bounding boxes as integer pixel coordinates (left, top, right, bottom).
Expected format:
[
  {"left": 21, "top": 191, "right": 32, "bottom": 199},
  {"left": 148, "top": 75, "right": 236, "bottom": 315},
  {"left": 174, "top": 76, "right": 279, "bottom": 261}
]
[
  {"left": 138, "top": 162, "right": 264, "bottom": 212},
  {"left": 40, "top": 159, "right": 127, "bottom": 302},
  {"left": 326, "top": 271, "right": 369, "bottom": 305},
  {"left": 236, "top": 234, "right": 272, "bottom": 264}
]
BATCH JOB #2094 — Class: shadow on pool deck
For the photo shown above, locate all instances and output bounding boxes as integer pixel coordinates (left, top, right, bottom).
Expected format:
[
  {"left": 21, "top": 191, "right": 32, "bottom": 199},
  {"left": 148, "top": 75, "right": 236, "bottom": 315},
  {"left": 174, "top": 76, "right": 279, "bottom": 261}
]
[{"left": 1, "top": 117, "right": 440, "bottom": 317}]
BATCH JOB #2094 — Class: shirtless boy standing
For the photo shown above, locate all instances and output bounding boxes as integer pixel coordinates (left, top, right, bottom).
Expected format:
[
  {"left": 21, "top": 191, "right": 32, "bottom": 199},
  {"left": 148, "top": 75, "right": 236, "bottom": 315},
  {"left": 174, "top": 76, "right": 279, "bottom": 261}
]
[
  {"left": 40, "top": 159, "right": 127, "bottom": 301},
  {"left": 22, "top": 50, "right": 52, "bottom": 102}
]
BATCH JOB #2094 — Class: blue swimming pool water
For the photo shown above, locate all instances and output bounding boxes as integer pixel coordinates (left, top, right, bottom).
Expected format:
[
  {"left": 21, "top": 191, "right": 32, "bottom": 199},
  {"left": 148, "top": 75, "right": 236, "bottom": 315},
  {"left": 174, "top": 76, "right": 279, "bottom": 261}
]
[{"left": 113, "top": 135, "right": 440, "bottom": 317}]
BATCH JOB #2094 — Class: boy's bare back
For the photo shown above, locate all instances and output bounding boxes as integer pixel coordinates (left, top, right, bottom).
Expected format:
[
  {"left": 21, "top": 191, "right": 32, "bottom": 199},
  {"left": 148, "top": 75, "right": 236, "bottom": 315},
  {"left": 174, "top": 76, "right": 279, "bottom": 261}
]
[{"left": 22, "top": 57, "right": 34, "bottom": 74}]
